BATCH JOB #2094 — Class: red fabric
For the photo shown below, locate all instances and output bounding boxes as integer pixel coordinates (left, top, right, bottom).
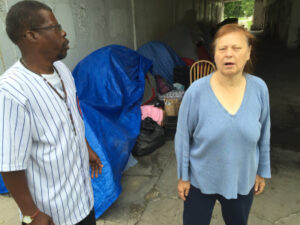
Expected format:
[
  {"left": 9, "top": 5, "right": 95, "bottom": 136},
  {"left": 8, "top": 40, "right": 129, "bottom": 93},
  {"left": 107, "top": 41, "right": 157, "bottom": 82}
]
[
  {"left": 197, "top": 46, "right": 213, "bottom": 62},
  {"left": 181, "top": 57, "right": 195, "bottom": 66},
  {"left": 142, "top": 75, "right": 156, "bottom": 105}
]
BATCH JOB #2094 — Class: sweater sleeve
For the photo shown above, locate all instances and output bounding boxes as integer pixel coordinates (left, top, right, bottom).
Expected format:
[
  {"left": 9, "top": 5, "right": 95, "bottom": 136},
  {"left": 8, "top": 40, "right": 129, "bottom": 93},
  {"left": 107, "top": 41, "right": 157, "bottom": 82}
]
[
  {"left": 175, "top": 90, "right": 195, "bottom": 181},
  {"left": 257, "top": 85, "right": 271, "bottom": 178}
]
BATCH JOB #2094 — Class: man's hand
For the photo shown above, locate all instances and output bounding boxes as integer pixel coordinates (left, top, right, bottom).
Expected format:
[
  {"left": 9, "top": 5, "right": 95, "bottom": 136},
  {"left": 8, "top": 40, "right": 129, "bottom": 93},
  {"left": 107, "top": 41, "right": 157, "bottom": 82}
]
[
  {"left": 86, "top": 139, "right": 103, "bottom": 178},
  {"left": 254, "top": 174, "right": 265, "bottom": 195},
  {"left": 177, "top": 179, "right": 190, "bottom": 201},
  {"left": 88, "top": 148, "right": 103, "bottom": 178},
  {"left": 31, "top": 211, "right": 54, "bottom": 225}
]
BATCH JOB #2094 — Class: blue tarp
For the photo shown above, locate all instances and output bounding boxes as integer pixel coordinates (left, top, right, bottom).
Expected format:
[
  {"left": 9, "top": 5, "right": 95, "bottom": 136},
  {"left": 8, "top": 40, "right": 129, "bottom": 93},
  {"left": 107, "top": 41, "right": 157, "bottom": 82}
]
[
  {"left": 137, "top": 41, "right": 185, "bottom": 85},
  {"left": 0, "top": 175, "right": 7, "bottom": 193},
  {"left": 73, "top": 45, "right": 152, "bottom": 218}
]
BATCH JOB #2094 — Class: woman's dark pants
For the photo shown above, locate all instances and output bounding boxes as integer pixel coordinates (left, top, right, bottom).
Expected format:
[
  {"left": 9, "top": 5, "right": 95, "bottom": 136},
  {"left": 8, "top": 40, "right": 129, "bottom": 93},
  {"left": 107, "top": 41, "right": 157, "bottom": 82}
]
[{"left": 183, "top": 185, "right": 254, "bottom": 225}]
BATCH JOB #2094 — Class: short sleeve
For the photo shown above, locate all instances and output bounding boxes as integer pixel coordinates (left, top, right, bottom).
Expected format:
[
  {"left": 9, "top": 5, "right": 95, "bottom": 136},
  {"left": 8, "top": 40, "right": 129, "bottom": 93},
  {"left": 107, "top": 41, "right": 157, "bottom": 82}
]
[{"left": 0, "top": 92, "right": 32, "bottom": 171}]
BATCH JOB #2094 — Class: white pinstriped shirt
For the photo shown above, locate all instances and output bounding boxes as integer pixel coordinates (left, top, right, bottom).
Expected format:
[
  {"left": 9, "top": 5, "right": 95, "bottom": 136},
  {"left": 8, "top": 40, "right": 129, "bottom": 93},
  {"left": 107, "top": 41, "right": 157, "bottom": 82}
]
[{"left": 0, "top": 60, "right": 94, "bottom": 225}]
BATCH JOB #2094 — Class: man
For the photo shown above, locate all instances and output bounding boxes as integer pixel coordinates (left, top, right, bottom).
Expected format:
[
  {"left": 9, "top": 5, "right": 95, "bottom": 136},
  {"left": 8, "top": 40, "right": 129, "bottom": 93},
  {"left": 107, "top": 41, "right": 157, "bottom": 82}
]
[{"left": 0, "top": 1, "right": 102, "bottom": 224}]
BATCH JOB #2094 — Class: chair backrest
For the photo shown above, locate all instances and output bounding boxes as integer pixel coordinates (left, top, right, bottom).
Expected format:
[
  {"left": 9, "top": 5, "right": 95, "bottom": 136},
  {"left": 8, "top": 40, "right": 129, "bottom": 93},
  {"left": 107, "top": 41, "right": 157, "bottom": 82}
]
[{"left": 190, "top": 60, "right": 216, "bottom": 84}]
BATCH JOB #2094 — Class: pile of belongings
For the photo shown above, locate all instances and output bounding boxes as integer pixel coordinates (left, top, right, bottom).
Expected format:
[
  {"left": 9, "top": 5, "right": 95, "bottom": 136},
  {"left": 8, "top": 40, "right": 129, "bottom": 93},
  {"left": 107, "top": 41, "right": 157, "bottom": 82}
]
[
  {"left": 133, "top": 41, "right": 188, "bottom": 157},
  {"left": 132, "top": 100, "right": 166, "bottom": 157},
  {"left": 137, "top": 41, "right": 186, "bottom": 86},
  {"left": 159, "top": 23, "right": 215, "bottom": 91}
]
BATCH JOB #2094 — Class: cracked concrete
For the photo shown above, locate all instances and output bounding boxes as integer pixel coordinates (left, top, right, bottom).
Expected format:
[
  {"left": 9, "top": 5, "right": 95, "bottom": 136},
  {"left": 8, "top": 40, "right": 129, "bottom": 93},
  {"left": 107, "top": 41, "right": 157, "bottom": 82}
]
[
  {"left": 1, "top": 142, "right": 299, "bottom": 225},
  {"left": 92, "top": 141, "right": 300, "bottom": 225}
]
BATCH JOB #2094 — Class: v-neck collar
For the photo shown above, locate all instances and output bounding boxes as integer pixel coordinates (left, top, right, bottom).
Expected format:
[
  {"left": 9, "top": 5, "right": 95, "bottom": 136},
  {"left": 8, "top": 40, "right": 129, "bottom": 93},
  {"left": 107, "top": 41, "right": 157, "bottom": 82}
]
[{"left": 207, "top": 73, "right": 249, "bottom": 118}]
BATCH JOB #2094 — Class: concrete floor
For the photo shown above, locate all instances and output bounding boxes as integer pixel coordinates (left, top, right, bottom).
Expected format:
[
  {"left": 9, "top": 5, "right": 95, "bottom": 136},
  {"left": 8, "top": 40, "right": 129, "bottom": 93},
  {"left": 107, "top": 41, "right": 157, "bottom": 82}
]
[
  {"left": 95, "top": 143, "right": 300, "bottom": 225},
  {"left": 0, "top": 35, "right": 300, "bottom": 225}
]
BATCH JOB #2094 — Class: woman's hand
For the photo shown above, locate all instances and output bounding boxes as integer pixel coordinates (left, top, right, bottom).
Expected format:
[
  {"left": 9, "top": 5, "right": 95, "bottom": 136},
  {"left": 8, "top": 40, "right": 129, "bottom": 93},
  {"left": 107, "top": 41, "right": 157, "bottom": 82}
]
[
  {"left": 177, "top": 179, "right": 190, "bottom": 201},
  {"left": 254, "top": 174, "right": 265, "bottom": 195}
]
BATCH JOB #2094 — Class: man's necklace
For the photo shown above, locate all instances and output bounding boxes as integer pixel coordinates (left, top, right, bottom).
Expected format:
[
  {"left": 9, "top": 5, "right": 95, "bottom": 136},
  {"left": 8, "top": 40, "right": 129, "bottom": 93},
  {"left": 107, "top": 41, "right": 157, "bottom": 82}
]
[{"left": 20, "top": 59, "right": 77, "bottom": 136}]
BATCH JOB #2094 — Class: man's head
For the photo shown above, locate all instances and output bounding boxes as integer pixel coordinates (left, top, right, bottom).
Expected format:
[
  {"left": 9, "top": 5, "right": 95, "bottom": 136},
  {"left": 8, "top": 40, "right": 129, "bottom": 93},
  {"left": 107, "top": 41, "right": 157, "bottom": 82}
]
[
  {"left": 6, "top": 1, "right": 69, "bottom": 61},
  {"left": 6, "top": 1, "right": 52, "bottom": 44}
]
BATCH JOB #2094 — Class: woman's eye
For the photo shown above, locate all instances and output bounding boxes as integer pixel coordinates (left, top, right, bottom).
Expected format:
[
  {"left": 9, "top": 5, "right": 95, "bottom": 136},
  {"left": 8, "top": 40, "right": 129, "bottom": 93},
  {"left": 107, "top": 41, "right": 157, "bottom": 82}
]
[{"left": 233, "top": 47, "right": 241, "bottom": 50}]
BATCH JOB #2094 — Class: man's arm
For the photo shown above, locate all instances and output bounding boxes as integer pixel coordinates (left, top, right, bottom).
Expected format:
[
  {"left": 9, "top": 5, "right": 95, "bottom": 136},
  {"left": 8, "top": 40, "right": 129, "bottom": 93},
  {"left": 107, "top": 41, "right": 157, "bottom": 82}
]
[
  {"left": 1, "top": 171, "right": 54, "bottom": 224},
  {"left": 1, "top": 171, "right": 37, "bottom": 215}
]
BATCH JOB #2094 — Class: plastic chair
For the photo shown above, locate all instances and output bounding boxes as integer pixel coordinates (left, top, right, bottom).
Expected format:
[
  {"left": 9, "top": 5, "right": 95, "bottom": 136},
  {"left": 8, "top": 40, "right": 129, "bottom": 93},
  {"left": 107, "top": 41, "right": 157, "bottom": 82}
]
[{"left": 190, "top": 60, "right": 216, "bottom": 84}]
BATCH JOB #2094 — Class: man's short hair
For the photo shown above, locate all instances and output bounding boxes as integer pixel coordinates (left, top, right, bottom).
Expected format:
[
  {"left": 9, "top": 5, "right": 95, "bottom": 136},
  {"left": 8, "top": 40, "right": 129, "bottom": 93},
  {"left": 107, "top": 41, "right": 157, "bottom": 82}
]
[{"left": 6, "top": 0, "right": 52, "bottom": 44}]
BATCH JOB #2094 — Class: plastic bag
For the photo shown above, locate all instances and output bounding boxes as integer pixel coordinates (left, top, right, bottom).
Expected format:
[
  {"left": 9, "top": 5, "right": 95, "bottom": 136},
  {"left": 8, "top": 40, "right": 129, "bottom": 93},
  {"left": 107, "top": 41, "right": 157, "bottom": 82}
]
[{"left": 132, "top": 117, "right": 165, "bottom": 157}]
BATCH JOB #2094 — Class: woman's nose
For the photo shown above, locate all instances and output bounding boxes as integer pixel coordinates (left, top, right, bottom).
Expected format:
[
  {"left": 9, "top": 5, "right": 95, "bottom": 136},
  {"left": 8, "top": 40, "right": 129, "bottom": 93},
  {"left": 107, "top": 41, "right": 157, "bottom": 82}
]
[{"left": 224, "top": 49, "right": 233, "bottom": 57}]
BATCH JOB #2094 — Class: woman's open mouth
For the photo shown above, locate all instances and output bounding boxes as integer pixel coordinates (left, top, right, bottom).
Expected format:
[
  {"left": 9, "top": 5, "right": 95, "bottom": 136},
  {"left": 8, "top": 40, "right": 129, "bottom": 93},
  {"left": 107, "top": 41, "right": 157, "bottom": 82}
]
[{"left": 224, "top": 62, "right": 235, "bottom": 68}]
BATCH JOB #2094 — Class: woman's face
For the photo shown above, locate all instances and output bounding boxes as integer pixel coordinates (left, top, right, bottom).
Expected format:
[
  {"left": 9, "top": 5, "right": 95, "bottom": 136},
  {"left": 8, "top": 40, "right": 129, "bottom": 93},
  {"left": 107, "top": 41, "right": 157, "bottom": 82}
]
[{"left": 214, "top": 31, "right": 251, "bottom": 76}]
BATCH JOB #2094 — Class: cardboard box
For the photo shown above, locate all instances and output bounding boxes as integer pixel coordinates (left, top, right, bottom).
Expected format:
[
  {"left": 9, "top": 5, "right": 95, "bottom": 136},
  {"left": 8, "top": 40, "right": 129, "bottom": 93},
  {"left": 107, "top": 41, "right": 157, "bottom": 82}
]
[
  {"left": 164, "top": 98, "right": 181, "bottom": 116},
  {"left": 158, "top": 90, "right": 184, "bottom": 117}
]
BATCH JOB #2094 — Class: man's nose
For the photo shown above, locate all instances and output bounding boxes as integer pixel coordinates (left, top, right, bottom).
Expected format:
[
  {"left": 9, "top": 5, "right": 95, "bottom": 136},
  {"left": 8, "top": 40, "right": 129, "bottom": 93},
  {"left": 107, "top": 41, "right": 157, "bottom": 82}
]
[{"left": 61, "top": 29, "right": 67, "bottom": 37}]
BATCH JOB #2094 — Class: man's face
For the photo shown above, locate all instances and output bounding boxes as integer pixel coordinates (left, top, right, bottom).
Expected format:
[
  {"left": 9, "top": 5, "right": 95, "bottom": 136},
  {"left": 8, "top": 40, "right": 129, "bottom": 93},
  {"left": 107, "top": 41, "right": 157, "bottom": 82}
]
[{"left": 35, "top": 9, "right": 69, "bottom": 61}]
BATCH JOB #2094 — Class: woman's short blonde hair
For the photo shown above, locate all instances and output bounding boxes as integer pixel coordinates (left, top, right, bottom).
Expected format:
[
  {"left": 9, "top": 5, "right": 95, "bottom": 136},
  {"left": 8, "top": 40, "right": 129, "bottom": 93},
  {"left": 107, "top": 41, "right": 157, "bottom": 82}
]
[{"left": 212, "top": 24, "right": 256, "bottom": 74}]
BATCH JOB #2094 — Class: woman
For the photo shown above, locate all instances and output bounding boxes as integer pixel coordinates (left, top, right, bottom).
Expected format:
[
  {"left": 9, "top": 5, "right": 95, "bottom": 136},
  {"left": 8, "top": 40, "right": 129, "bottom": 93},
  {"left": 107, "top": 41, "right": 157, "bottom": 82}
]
[{"left": 175, "top": 24, "right": 271, "bottom": 225}]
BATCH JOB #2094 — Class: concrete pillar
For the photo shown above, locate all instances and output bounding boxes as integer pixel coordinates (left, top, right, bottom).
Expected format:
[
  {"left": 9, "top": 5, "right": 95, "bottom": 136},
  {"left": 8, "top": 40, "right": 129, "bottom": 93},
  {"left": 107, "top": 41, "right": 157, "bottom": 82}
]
[
  {"left": 251, "top": 0, "right": 265, "bottom": 30},
  {"left": 287, "top": 0, "right": 300, "bottom": 48}
]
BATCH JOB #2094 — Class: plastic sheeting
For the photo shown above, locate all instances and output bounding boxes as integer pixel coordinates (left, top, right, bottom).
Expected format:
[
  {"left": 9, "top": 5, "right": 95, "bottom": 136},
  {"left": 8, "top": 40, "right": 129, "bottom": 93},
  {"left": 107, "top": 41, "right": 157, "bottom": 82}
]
[
  {"left": 72, "top": 45, "right": 152, "bottom": 219},
  {"left": 0, "top": 175, "right": 7, "bottom": 193},
  {"left": 137, "top": 41, "right": 185, "bottom": 85}
]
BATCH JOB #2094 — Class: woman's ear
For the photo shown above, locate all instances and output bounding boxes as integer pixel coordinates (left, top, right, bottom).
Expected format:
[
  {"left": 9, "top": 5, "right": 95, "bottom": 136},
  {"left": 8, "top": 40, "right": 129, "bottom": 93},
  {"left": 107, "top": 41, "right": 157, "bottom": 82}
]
[{"left": 247, "top": 45, "right": 252, "bottom": 61}]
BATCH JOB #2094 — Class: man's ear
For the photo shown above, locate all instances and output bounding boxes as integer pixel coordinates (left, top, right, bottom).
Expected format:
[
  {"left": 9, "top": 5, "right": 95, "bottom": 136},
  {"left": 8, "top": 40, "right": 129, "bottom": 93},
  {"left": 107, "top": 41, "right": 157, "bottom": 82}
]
[{"left": 23, "top": 30, "right": 39, "bottom": 43}]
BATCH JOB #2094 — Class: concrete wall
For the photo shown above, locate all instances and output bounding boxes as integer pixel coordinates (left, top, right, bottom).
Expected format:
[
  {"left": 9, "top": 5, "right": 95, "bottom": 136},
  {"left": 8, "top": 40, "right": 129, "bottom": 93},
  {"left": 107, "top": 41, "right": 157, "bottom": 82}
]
[
  {"left": 0, "top": 0, "right": 135, "bottom": 73},
  {"left": 0, "top": 0, "right": 19, "bottom": 74},
  {"left": 134, "top": 0, "right": 176, "bottom": 48},
  {"left": 134, "top": 0, "right": 224, "bottom": 48},
  {"left": 0, "top": 0, "right": 223, "bottom": 74}
]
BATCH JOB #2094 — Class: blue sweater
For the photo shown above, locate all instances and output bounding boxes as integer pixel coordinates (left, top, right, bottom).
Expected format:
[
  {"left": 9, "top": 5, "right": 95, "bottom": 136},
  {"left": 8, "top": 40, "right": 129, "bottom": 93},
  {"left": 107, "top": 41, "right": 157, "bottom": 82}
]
[{"left": 175, "top": 74, "right": 271, "bottom": 199}]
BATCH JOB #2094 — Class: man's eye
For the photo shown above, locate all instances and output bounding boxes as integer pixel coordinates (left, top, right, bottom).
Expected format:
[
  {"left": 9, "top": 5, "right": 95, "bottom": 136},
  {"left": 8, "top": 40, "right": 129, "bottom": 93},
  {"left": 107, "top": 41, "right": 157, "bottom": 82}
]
[{"left": 233, "top": 47, "right": 241, "bottom": 50}]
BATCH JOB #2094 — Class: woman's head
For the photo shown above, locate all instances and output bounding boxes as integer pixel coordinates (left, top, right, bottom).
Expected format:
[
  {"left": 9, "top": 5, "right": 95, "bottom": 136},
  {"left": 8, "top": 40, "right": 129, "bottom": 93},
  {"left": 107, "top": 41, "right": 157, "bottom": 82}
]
[{"left": 212, "top": 24, "right": 256, "bottom": 75}]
